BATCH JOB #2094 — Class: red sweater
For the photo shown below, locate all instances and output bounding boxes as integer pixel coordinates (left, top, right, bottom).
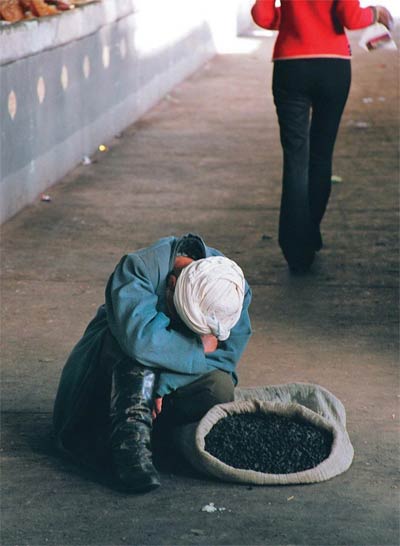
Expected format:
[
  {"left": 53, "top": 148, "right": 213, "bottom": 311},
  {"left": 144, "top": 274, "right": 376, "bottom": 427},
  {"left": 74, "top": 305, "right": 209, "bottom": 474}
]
[{"left": 251, "top": 0, "right": 375, "bottom": 60}]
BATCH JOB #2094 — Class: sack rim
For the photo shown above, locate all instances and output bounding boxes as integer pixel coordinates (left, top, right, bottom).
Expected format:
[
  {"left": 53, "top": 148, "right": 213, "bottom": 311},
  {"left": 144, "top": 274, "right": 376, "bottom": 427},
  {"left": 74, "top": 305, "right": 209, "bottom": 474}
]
[{"left": 195, "top": 400, "right": 353, "bottom": 482}]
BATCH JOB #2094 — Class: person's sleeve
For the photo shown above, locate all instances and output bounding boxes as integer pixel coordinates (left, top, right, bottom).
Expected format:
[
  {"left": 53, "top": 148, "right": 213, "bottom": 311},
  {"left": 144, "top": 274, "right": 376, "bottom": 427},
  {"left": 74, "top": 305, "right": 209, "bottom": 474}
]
[
  {"left": 105, "top": 254, "right": 212, "bottom": 375},
  {"left": 336, "top": 0, "right": 375, "bottom": 29},
  {"left": 251, "top": 0, "right": 281, "bottom": 30},
  {"left": 204, "top": 284, "right": 252, "bottom": 379}
]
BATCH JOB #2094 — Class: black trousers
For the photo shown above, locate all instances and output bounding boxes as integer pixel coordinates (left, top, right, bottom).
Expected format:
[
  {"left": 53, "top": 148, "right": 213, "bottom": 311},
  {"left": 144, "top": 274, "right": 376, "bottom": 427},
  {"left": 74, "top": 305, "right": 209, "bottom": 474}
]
[{"left": 272, "top": 58, "right": 351, "bottom": 266}]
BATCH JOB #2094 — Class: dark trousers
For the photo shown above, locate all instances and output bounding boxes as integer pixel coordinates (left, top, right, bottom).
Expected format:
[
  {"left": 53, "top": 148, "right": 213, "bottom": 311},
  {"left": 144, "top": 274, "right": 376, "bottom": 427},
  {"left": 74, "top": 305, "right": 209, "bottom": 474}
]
[
  {"left": 151, "top": 369, "right": 234, "bottom": 459},
  {"left": 159, "top": 369, "right": 235, "bottom": 426},
  {"left": 272, "top": 58, "right": 351, "bottom": 266}
]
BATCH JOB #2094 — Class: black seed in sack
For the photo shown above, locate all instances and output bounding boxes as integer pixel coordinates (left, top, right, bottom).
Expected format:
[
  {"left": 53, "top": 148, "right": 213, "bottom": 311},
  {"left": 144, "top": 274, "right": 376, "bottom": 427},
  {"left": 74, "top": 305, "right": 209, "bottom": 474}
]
[{"left": 204, "top": 412, "right": 333, "bottom": 474}]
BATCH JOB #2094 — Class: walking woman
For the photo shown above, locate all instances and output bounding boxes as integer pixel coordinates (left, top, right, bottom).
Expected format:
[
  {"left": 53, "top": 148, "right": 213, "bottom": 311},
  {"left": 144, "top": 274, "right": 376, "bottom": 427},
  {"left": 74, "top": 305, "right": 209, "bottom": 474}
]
[{"left": 251, "top": 0, "right": 393, "bottom": 272}]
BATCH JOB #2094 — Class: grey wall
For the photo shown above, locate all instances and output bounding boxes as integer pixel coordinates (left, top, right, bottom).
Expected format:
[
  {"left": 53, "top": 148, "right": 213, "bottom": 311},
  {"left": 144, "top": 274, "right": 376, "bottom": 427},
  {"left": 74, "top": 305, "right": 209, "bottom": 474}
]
[{"left": 0, "top": 0, "right": 253, "bottom": 223}]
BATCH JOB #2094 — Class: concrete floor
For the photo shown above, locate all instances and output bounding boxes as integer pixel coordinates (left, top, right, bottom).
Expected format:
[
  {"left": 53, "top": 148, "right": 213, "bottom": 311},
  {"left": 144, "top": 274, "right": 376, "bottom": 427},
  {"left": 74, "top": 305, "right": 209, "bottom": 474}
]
[{"left": 1, "top": 28, "right": 399, "bottom": 546}]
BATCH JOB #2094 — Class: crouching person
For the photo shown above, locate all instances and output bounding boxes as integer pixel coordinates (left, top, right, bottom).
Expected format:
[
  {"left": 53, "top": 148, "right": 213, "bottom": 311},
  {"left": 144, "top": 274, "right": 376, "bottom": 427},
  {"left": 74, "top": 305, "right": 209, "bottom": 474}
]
[{"left": 53, "top": 234, "right": 252, "bottom": 493}]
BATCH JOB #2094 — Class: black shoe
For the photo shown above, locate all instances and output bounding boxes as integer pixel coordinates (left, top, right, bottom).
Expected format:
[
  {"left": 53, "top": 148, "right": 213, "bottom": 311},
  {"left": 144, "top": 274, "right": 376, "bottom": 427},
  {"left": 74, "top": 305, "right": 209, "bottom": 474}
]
[
  {"left": 110, "top": 363, "right": 160, "bottom": 493},
  {"left": 289, "top": 264, "right": 312, "bottom": 275},
  {"left": 113, "top": 446, "right": 160, "bottom": 493},
  {"left": 288, "top": 252, "right": 315, "bottom": 275}
]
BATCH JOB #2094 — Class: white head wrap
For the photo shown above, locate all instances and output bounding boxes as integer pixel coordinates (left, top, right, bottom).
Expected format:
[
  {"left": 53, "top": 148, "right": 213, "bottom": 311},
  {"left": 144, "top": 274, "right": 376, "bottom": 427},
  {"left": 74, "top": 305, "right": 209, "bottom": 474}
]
[{"left": 173, "top": 256, "right": 245, "bottom": 341}]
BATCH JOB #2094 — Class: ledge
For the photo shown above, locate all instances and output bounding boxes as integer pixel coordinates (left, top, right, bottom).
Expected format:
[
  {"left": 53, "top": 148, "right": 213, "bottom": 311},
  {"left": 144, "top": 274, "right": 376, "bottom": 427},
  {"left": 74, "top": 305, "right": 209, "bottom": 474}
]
[
  {"left": 0, "top": 1, "right": 144, "bottom": 64},
  {"left": 1, "top": 0, "right": 253, "bottom": 223}
]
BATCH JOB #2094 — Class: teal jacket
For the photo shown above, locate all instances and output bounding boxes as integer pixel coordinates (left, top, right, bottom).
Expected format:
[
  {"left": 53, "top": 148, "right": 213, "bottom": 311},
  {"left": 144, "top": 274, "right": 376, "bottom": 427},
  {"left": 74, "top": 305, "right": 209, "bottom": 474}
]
[{"left": 53, "top": 235, "right": 252, "bottom": 439}]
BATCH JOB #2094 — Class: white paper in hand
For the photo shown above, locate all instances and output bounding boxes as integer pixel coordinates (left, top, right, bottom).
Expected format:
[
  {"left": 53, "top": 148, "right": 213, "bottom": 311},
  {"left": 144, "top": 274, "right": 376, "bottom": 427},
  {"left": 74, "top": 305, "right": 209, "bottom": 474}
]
[{"left": 359, "top": 23, "right": 397, "bottom": 51}]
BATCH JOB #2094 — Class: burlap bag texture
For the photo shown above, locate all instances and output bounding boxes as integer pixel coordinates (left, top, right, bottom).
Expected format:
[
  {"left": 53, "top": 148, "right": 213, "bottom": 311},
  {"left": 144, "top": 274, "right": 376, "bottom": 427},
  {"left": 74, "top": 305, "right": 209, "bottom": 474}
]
[{"left": 176, "top": 383, "right": 354, "bottom": 485}]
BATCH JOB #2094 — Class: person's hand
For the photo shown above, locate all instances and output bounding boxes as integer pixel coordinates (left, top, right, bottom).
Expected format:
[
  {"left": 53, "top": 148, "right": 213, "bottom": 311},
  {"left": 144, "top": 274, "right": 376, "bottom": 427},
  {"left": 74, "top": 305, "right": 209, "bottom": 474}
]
[
  {"left": 375, "top": 5, "right": 394, "bottom": 29},
  {"left": 152, "top": 397, "right": 163, "bottom": 420},
  {"left": 201, "top": 334, "right": 218, "bottom": 353}
]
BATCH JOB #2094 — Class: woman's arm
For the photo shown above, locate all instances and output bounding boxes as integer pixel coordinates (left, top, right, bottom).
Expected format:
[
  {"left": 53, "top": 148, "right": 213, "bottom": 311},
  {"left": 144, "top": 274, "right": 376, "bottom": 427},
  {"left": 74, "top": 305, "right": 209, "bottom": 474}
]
[
  {"left": 336, "top": 0, "right": 377, "bottom": 30},
  {"left": 251, "top": 0, "right": 281, "bottom": 30},
  {"left": 372, "top": 5, "right": 394, "bottom": 29}
]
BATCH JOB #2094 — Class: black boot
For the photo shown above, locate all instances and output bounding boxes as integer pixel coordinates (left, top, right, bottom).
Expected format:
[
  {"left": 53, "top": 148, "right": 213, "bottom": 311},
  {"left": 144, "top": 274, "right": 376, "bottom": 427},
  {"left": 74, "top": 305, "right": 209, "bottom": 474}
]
[{"left": 110, "top": 361, "right": 160, "bottom": 493}]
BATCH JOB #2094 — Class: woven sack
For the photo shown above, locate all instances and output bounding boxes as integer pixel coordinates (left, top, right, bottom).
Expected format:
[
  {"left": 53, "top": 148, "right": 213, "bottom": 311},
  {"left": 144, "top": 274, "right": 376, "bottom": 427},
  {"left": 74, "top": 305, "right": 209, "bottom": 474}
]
[{"left": 176, "top": 383, "right": 354, "bottom": 484}]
